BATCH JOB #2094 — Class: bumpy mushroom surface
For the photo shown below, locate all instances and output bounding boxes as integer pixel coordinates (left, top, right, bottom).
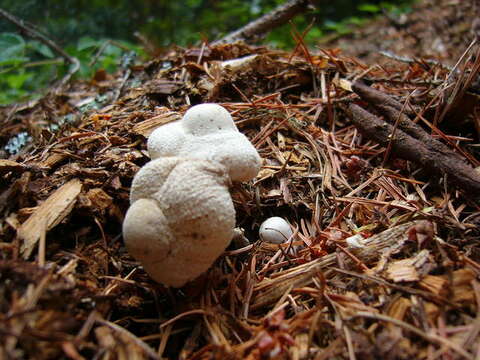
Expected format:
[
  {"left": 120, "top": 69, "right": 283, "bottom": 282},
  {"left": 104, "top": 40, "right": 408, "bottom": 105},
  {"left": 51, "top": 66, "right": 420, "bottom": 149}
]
[
  {"left": 147, "top": 103, "right": 261, "bottom": 182},
  {"left": 124, "top": 104, "right": 262, "bottom": 287},
  {"left": 123, "top": 157, "right": 235, "bottom": 287}
]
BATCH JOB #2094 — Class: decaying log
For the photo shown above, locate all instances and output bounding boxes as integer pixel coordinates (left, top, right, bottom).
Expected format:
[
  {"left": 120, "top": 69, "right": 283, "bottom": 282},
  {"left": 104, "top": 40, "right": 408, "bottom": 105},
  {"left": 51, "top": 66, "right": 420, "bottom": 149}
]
[
  {"left": 352, "top": 81, "right": 413, "bottom": 115},
  {"left": 214, "top": 0, "right": 316, "bottom": 45}
]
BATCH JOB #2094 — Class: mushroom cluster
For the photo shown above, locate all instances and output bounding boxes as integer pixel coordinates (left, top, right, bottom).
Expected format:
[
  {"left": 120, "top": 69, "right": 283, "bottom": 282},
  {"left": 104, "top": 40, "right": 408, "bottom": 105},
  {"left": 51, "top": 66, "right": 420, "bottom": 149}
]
[{"left": 123, "top": 104, "right": 261, "bottom": 287}]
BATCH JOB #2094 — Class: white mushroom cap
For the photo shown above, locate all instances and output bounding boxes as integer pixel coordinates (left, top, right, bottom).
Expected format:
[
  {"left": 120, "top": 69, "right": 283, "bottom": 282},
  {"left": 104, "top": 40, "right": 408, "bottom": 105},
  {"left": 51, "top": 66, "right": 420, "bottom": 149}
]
[
  {"left": 259, "top": 217, "right": 293, "bottom": 244},
  {"left": 182, "top": 103, "right": 237, "bottom": 136},
  {"left": 147, "top": 103, "right": 261, "bottom": 182},
  {"left": 123, "top": 157, "right": 235, "bottom": 287}
]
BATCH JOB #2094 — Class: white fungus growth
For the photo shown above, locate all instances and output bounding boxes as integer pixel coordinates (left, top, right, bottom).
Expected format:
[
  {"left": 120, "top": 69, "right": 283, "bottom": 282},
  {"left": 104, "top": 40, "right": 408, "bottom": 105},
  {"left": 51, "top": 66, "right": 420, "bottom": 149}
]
[
  {"left": 123, "top": 104, "right": 261, "bottom": 287},
  {"left": 147, "top": 103, "right": 261, "bottom": 182},
  {"left": 259, "top": 217, "right": 293, "bottom": 244}
]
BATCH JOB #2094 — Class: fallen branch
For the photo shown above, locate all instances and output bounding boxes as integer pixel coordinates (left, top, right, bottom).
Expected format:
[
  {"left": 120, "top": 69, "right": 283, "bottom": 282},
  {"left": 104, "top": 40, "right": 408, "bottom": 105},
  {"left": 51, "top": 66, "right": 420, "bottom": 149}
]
[
  {"left": 345, "top": 103, "right": 480, "bottom": 196},
  {"left": 0, "top": 7, "right": 80, "bottom": 87},
  {"left": 379, "top": 50, "right": 452, "bottom": 71},
  {"left": 213, "top": 0, "right": 315, "bottom": 45},
  {"left": 351, "top": 80, "right": 414, "bottom": 114},
  {"left": 352, "top": 81, "right": 467, "bottom": 162}
]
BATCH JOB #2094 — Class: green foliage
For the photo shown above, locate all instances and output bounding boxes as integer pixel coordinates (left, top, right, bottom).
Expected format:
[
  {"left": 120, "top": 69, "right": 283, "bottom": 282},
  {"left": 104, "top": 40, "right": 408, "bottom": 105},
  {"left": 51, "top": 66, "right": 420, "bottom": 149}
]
[
  {"left": 0, "top": 33, "right": 27, "bottom": 64},
  {"left": 0, "top": 0, "right": 416, "bottom": 105},
  {"left": 0, "top": 32, "right": 145, "bottom": 105},
  {"left": 65, "top": 37, "right": 143, "bottom": 78},
  {"left": 0, "top": 0, "right": 416, "bottom": 48},
  {"left": 358, "top": 4, "right": 382, "bottom": 13},
  {"left": 0, "top": 33, "right": 38, "bottom": 104}
]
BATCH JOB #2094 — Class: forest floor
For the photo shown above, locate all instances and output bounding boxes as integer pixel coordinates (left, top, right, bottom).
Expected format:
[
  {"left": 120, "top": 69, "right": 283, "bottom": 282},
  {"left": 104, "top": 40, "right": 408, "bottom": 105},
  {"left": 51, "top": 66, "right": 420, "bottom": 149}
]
[{"left": 1, "top": 0, "right": 480, "bottom": 359}]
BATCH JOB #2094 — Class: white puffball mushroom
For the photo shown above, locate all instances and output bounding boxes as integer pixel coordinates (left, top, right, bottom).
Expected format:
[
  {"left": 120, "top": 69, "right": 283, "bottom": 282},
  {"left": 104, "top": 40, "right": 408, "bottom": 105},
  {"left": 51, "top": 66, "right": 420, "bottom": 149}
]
[
  {"left": 124, "top": 104, "right": 262, "bottom": 287},
  {"left": 183, "top": 131, "right": 261, "bottom": 182},
  {"left": 182, "top": 103, "right": 237, "bottom": 136},
  {"left": 259, "top": 217, "right": 293, "bottom": 244},
  {"left": 123, "top": 157, "right": 235, "bottom": 287},
  {"left": 147, "top": 103, "right": 261, "bottom": 182},
  {"left": 147, "top": 121, "right": 186, "bottom": 159}
]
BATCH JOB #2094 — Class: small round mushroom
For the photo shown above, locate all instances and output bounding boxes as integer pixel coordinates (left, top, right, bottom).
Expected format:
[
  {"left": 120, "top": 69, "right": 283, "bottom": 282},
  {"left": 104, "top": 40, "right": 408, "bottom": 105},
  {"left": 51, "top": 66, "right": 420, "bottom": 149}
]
[{"left": 259, "top": 217, "right": 293, "bottom": 244}]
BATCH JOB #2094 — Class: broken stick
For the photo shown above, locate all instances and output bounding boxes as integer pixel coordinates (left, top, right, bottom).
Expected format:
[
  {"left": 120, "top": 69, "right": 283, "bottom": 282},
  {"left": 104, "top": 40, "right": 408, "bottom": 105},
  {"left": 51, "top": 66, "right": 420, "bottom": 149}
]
[
  {"left": 213, "top": 0, "right": 316, "bottom": 45},
  {"left": 352, "top": 81, "right": 467, "bottom": 162},
  {"left": 346, "top": 103, "right": 480, "bottom": 196}
]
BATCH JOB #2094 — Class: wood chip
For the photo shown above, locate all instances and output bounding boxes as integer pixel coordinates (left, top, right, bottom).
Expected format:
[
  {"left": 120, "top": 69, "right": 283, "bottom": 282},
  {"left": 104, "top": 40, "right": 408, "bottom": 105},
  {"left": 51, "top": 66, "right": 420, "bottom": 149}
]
[
  {"left": 145, "top": 79, "right": 183, "bottom": 95},
  {"left": 419, "top": 275, "right": 449, "bottom": 297},
  {"left": 387, "top": 297, "right": 411, "bottom": 321},
  {"left": 18, "top": 179, "right": 82, "bottom": 258},
  {"left": 86, "top": 188, "right": 113, "bottom": 213},
  {"left": 452, "top": 268, "right": 476, "bottom": 303},
  {"left": 384, "top": 250, "right": 432, "bottom": 283},
  {"left": 39, "top": 152, "right": 67, "bottom": 168},
  {"left": 132, "top": 111, "right": 181, "bottom": 137},
  {"left": 0, "top": 159, "right": 24, "bottom": 175}
]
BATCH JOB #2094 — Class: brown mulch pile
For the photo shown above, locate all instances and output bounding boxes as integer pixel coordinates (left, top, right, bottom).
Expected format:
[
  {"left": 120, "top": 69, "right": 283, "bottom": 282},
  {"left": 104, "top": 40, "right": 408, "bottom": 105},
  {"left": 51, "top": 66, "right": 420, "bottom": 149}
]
[{"left": 1, "top": 1, "right": 480, "bottom": 359}]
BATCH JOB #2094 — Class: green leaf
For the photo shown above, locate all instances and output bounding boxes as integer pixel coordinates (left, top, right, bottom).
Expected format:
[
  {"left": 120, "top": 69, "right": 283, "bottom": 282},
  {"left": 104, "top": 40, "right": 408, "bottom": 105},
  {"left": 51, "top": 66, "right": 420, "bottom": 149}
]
[
  {"left": 348, "top": 17, "right": 366, "bottom": 25},
  {"left": 77, "top": 36, "right": 100, "bottom": 51},
  {"left": 6, "top": 72, "right": 33, "bottom": 89},
  {"left": 358, "top": 4, "right": 381, "bottom": 13},
  {"left": 305, "top": 28, "right": 324, "bottom": 42},
  {"left": 0, "top": 57, "right": 29, "bottom": 67},
  {"left": 103, "top": 43, "right": 122, "bottom": 57},
  {"left": 0, "top": 33, "right": 26, "bottom": 62},
  {"left": 28, "top": 40, "right": 55, "bottom": 58}
]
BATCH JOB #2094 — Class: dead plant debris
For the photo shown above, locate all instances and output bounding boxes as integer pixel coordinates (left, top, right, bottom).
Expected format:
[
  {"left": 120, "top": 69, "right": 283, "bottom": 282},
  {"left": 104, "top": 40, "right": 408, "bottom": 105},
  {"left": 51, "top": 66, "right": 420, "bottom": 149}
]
[{"left": 1, "top": 1, "right": 480, "bottom": 359}]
